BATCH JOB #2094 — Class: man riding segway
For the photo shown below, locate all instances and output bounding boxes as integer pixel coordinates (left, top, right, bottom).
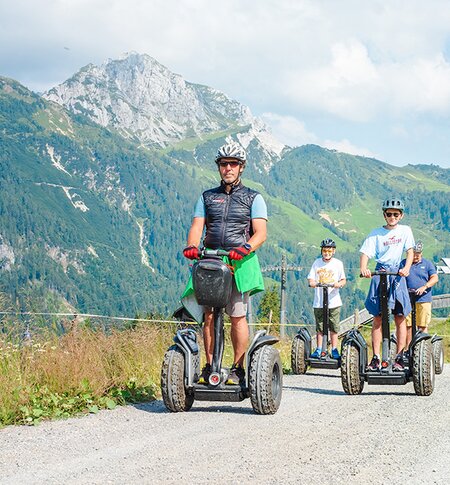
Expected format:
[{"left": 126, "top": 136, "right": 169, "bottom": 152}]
[{"left": 161, "top": 141, "right": 282, "bottom": 414}]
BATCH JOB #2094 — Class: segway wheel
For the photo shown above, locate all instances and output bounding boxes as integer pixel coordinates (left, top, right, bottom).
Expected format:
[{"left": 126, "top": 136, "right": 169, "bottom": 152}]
[
  {"left": 249, "top": 346, "right": 283, "bottom": 415},
  {"left": 161, "top": 345, "right": 194, "bottom": 412},
  {"left": 433, "top": 339, "right": 444, "bottom": 375},
  {"left": 341, "top": 342, "right": 364, "bottom": 395},
  {"left": 291, "top": 335, "right": 308, "bottom": 374},
  {"left": 412, "top": 339, "right": 435, "bottom": 396}
]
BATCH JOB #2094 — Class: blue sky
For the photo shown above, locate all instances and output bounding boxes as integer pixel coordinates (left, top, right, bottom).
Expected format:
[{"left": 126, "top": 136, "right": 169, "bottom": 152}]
[{"left": 2, "top": 0, "right": 450, "bottom": 168}]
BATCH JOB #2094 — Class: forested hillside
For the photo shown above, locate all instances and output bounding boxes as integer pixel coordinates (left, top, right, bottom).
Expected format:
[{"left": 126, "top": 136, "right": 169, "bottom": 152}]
[{"left": 1, "top": 76, "right": 449, "bottom": 328}]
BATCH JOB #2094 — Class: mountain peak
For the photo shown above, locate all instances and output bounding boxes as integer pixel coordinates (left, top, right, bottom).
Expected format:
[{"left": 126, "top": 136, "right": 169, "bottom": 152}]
[{"left": 43, "top": 52, "right": 284, "bottom": 166}]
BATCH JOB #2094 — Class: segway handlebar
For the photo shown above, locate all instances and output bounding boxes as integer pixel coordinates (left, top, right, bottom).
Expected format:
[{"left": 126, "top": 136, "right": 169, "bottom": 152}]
[
  {"left": 314, "top": 282, "right": 336, "bottom": 288},
  {"left": 200, "top": 248, "right": 230, "bottom": 258},
  {"left": 360, "top": 270, "right": 400, "bottom": 277}
]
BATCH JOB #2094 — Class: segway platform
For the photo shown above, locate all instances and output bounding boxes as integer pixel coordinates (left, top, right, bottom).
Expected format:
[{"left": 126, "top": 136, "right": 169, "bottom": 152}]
[
  {"left": 307, "top": 355, "right": 340, "bottom": 369},
  {"left": 193, "top": 382, "right": 246, "bottom": 402},
  {"left": 366, "top": 369, "right": 409, "bottom": 386}
]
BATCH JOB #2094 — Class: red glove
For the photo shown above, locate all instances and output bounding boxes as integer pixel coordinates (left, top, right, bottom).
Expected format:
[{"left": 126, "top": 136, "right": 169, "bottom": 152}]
[
  {"left": 183, "top": 245, "right": 200, "bottom": 260},
  {"left": 229, "top": 245, "right": 251, "bottom": 261}
]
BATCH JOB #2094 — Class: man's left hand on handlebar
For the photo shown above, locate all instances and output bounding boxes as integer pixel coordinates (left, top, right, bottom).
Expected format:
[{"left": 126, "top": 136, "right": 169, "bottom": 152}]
[{"left": 228, "top": 245, "right": 251, "bottom": 261}]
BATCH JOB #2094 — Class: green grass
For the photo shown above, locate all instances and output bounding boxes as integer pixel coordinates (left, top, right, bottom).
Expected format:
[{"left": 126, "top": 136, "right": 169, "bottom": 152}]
[{"left": 158, "top": 126, "right": 244, "bottom": 153}]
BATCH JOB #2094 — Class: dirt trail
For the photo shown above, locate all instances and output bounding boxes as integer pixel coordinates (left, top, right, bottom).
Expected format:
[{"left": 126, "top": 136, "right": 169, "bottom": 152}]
[{"left": 1, "top": 366, "right": 449, "bottom": 484}]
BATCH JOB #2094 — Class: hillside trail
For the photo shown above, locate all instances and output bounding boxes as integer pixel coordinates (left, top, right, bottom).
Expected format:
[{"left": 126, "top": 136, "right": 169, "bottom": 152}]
[{"left": 0, "top": 366, "right": 449, "bottom": 484}]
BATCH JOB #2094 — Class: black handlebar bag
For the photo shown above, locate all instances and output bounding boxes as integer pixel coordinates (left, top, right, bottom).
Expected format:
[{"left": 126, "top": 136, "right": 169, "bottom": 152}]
[{"left": 192, "top": 258, "right": 233, "bottom": 308}]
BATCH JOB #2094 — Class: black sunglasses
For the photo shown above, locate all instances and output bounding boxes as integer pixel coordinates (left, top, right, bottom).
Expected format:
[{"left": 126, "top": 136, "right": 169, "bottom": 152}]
[
  {"left": 384, "top": 212, "right": 402, "bottom": 218},
  {"left": 218, "top": 161, "right": 241, "bottom": 167}
]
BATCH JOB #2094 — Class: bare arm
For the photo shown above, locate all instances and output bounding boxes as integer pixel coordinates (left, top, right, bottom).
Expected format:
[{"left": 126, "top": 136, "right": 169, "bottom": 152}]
[
  {"left": 186, "top": 217, "right": 205, "bottom": 247},
  {"left": 360, "top": 253, "right": 371, "bottom": 278},
  {"left": 427, "top": 273, "right": 439, "bottom": 288},
  {"left": 246, "top": 218, "right": 267, "bottom": 251},
  {"left": 334, "top": 277, "right": 347, "bottom": 289},
  {"left": 398, "top": 248, "right": 414, "bottom": 277},
  {"left": 416, "top": 273, "right": 439, "bottom": 295}
]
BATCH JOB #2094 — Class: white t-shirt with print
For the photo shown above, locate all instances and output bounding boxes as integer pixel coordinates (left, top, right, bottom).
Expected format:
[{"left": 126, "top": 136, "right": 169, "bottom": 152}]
[
  {"left": 359, "top": 224, "right": 415, "bottom": 267},
  {"left": 307, "top": 257, "right": 346, "bottom": 308}
]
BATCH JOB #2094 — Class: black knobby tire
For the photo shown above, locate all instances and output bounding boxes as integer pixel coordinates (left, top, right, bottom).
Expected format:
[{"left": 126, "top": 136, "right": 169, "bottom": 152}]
[
  {"left": 291, "top": 335, "right": 308, "bottom": 374},
  {"left": 341, "top": 342, "right": 364, "bottom": 395},
  {"left": 249, "top": 346, "right": 283, "bottom": 415},
  {"left": 412, "top": 339, "right": 435, "bottom": 396},
  {"left": 433, "top": 339, "right": 444, "bottom": 375},
  {"left": 193, "top": 351, "right": 201, "bottom": 382},
  {"left": 160, "top": 345, "right": 194, "bottom": 412}
]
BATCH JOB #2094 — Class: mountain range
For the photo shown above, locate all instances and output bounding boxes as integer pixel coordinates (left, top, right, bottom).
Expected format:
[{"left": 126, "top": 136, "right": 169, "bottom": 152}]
[{"left": 1, "top": 52, "right": 449, "bottom": 328}]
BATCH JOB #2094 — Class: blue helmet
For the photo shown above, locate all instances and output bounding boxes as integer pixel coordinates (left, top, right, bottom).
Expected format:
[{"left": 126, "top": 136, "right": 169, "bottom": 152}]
[{"left": 320, "top": 238, "right": 336, "bottom": 248}]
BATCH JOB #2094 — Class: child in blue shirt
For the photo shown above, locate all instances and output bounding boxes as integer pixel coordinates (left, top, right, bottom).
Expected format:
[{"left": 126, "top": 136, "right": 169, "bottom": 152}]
[{"left": 360, "top": 198, "right": 415, "bottom": 371}]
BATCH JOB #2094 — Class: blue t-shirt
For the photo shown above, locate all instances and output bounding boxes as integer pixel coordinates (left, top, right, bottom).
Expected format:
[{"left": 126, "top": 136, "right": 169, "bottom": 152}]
[
  {"left": 400, "top": 257, "right": 437, "bottom": 303},
  {"left": 193, "top": 193, "right": 268, "bottom": 219}
]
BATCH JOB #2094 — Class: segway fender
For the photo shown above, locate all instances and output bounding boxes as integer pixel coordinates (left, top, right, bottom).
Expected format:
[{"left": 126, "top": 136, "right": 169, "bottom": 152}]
[
  {"left": 341, "top": 329, "right": 368, "bottom": 374},
  {"left": 296, "top": 326, "right": 312, "bottom": 343},
  {"left": 410, "top": 330, "right": 432, "bottom": 349},
  {"left": 295, "top": 327, "right": 312, "bottom": 361},
  {"left": 249, "top": 335, "right": 279, "bottom": 354},
  {"left": 173, "top": 328, "right": 199, "bottom": 387},
  {"left": 174, "top": 328, "right": 199, "bottom": 354},
  {"left": 431, "top": 334, "right": 443, "bottom": 343}
]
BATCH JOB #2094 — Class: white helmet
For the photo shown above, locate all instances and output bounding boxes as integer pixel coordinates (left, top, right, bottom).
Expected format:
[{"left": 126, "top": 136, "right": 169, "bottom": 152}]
[
  {"left": 382, "top": 198, "right": 405, "bottom": 211},
  {"left": 215, "top": 142, "right": 246, "bottom": 164}
]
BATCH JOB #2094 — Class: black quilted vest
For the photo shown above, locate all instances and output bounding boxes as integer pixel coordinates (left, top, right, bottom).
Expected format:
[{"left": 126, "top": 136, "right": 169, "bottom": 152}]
[{"left": 203, "top": 182, "right": 259, "bottom": 250}]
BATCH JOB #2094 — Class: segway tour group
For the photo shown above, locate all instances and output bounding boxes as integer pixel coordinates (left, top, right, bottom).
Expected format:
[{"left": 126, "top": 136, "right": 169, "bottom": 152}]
[{"left": 162, "top": 145, "right": 442, "bottom": 414}]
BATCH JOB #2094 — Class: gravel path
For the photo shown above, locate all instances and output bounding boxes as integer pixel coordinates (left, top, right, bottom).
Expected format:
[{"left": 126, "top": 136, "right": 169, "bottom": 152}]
[{"left": 1, "top": 366, "right": 449, "bottom": 485}]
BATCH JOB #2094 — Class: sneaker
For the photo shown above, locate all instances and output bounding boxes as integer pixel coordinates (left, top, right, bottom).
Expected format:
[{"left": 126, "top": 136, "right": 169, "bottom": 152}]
[
  {"left": 226, "top": 364, "right": 245, "bottom": 385},
  {"left": 367, "top": 355, "right": 380, "bottom": 371},
  {"left": 197, "top": 363, "right": 211, "bottom": 384},
  {"left": 393, "top": 354, "right": 405, "bottom": 372},
  {"left": 331, "top": 348, "right": 340, "bottom": 359},
  {"left": 311, "top": 348, "right": 321, "bottom": 358}
]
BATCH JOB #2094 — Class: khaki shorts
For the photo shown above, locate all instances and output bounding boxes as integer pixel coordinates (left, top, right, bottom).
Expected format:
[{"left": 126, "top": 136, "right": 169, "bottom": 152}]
[
  {"left": 406, "top": 301, "right": 432, "bottom": 328},
  {"left": 204, "top": 279, "right": 249, "bottom": 318},
  {"left": 314, "top": 306, "right": 341, "bottom": 334}
]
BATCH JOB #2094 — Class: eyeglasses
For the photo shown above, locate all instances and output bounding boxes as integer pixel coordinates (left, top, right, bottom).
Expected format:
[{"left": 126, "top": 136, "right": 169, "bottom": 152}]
[
  {"left": 384, "top": 212, "right": 402, "bottom": 218},
  {"left": 218, "top": 161, "right": 241, "bottom": 168}
]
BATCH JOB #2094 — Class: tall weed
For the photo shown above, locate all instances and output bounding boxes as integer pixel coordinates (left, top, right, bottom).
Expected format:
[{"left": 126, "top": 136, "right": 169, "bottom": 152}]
[{"left": 0, "top": 323, "right": 174, "bottom": 426}]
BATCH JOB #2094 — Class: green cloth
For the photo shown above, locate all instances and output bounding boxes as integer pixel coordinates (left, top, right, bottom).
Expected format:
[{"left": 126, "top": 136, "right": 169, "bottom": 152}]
[{"left": 181, "top": 252, "right": 265, "bottom": 300}]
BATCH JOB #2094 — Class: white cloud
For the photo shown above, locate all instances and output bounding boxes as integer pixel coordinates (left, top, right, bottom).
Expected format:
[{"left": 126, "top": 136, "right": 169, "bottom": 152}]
[
  {"left": 2, "top": 0, "right": 450, "bottom": 166},
  {"left": 322, "top": 139, "right": 378, "bottom": 159},
  {"left": 260, "top": 112, "right": 377, "bottom": 158},
  {"left": 260, "top": 113, "right": 318, "bottom": 147},
  {"left": 284, "top": 40, "right": 382, "bottom": 122}
]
